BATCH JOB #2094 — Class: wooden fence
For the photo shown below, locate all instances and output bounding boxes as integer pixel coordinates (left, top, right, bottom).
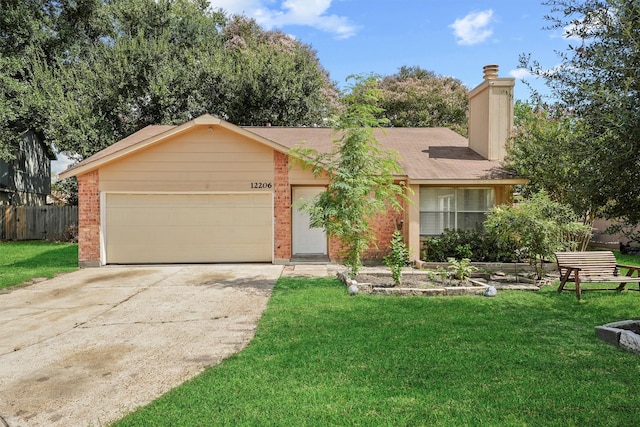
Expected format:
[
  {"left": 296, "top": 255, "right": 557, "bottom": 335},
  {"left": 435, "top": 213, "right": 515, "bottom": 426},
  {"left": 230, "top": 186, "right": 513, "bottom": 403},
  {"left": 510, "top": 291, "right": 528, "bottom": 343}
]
[{"left": 1, "top": 206, "right": 78, "bottom": 241}]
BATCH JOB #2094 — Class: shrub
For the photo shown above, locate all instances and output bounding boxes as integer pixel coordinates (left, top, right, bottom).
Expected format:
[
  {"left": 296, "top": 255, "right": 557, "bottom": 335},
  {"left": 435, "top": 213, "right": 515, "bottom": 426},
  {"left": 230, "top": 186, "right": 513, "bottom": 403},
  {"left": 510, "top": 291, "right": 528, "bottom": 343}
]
[
  {"left": 422, "top": 228, "right": 518, "bottom": 263},
  {"left": 53, "top": 225, "right": 78, "bottom": 243},
  {"left": 485, "top": 191, "right": 592, "bottom": 278}
]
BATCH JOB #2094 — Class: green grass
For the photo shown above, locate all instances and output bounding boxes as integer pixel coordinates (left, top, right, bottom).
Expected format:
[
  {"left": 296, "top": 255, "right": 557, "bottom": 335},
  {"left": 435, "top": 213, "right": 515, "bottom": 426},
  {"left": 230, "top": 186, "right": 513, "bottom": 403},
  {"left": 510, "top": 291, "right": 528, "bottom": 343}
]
[
  {"left": 114, "top": 256, "right": 640, "bottom": 427},
  {"left": 614, "top": 251, "right": 640, "bottom": 267},
  {"left": 0, "top": 241, "right": 78, "bottom": 290}
]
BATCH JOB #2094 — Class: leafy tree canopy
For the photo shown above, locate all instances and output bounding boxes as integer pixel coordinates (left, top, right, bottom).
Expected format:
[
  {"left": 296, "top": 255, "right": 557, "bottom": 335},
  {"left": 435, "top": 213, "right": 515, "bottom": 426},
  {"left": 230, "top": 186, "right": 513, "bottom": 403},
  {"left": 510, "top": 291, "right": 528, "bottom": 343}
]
[
  {"left": 520, "top": 0, "right": 640, "bottom": 226},
  {"left": 0, "top": 0, "right": 338, "bottom": 161},
  {"left": 506, "top": 101, "right": 594, "bottom": 221},
  {"left": 350, "top": 66, "right": 469, "bottom": 135}
]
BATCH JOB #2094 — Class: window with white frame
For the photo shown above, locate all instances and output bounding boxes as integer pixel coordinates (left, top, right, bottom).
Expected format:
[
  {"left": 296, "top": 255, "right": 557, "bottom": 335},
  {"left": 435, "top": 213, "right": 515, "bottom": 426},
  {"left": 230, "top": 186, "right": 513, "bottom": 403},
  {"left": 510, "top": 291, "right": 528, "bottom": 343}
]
[{"left": 419, "top": 187, "right": 495, "bottom": 236}]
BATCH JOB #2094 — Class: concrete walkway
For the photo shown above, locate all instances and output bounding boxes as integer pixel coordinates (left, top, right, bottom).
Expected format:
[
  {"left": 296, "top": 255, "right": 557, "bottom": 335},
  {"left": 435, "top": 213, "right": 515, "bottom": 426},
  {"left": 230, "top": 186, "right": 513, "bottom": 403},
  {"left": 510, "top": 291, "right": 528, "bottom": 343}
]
[
  {"left": 0, "top": 264, "right": 284, "bottom": 427},
  {"left": 281, "top": 263, "right": 343, "bottom": 278}
]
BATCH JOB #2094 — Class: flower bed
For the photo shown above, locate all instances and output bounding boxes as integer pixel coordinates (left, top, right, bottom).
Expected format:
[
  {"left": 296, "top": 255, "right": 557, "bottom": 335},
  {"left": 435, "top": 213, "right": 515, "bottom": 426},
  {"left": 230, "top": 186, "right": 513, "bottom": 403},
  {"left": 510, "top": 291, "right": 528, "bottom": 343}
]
[{"left": 338, "top": 270, "right": 489, "bottom": 296}]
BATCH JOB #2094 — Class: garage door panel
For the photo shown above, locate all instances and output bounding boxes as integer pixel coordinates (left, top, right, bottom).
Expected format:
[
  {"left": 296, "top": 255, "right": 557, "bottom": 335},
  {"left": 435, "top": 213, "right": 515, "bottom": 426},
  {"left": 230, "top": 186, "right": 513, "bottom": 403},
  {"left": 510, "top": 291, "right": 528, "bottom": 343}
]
[{"left": 105, "top": 193, "right": 272, "bottom": 264}]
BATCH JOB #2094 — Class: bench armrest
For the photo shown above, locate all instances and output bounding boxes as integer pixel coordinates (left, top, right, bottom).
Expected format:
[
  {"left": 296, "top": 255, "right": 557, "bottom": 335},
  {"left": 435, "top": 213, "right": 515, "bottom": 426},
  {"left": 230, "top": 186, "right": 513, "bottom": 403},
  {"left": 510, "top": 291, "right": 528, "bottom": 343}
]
[
  {"left": 616, "top": 264, "right": 640, "bottom": 273},
  {"left": 558, "top": 265, "right": 582, "bottom": 271},
  {"left": 616, "top": 264, "right": 640, "bottom": 271}
]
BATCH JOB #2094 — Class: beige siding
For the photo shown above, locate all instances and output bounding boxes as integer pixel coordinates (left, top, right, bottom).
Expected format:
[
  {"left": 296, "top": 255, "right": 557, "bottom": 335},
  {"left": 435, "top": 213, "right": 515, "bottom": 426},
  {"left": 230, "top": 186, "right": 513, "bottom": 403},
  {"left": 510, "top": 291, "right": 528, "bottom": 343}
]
[
  {"left": 468, "top": 78, "right": 514, "bottom": 161},
  {"left": 288, "top": 162, "right": 328, "bottom": 185},
  {"left": 100, "top": 127, "right": 275, "bottom": 192}
]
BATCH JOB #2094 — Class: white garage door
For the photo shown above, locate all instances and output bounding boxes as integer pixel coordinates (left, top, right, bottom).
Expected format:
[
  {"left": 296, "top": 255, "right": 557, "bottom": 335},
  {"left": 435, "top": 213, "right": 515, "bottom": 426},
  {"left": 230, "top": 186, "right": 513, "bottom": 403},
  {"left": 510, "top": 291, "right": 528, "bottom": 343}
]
[{"left": 105, "top": 193, "right": 273, "bottom": 264}]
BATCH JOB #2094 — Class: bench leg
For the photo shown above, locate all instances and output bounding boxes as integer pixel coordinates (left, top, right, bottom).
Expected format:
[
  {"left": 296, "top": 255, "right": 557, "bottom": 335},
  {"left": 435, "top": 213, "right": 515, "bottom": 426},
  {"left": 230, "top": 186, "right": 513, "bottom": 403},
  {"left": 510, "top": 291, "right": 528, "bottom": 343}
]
[
  {"left": 575, "top": 273, "right": 582, "bottom": 300},
  {"left": 557, "top": 269, "right": 573, "bottom": 293}
]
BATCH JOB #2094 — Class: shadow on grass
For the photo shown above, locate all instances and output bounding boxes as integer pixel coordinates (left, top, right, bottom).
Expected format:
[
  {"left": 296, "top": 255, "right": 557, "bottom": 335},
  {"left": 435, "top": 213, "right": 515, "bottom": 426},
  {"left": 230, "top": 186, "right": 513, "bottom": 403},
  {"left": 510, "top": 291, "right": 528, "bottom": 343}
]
[{"left": 5, "top": 244, "right": 78, "bottom": 269}]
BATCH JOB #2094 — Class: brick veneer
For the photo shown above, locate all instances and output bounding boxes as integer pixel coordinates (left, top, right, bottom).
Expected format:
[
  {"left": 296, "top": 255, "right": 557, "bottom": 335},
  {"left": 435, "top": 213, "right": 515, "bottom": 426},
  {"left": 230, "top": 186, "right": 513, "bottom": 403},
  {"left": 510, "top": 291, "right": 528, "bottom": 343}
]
[
  {"left": 273, "top": 151, "right": 291, "bottom": 262},
  {"left": 77, "top": 170, "right": 101, "bottom": 266},
  {"left": 363, "top": 204, "right": 402, "bottom": 260},
  {"left": 328, "top": 203, "right": 402, "bottom": 262}
]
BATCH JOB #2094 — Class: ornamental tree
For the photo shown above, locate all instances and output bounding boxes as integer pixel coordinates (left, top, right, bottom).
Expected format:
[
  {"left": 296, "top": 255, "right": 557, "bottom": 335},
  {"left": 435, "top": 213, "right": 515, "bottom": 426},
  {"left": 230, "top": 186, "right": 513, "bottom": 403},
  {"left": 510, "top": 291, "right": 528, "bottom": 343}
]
[{"left": 290, "top": 76, "right": 408, "bottom": 277}]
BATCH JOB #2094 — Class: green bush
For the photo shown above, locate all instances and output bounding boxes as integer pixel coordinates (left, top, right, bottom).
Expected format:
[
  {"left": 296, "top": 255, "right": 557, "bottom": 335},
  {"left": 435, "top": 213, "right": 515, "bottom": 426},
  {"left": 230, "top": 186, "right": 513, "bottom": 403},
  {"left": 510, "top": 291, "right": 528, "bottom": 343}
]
[
  {"left": 485, "top": 191, "right": 592, "bottom": 278},
  {"left": 422, "top": 228, "right": 518, "bottom": 263}
]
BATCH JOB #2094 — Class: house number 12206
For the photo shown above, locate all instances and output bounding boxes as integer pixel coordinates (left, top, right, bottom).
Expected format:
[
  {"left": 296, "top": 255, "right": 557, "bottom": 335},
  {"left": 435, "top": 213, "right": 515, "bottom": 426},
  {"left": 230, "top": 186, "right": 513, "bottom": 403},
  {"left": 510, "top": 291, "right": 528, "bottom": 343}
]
[{"left": 251, "top": 182, "right": 273, "bottom": 189}]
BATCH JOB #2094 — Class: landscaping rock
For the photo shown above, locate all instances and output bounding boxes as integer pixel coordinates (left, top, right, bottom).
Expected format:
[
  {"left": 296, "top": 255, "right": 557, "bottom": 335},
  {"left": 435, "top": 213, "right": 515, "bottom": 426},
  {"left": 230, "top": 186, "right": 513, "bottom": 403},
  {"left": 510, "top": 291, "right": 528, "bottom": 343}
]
[
  {"left": 619, "top": 330, "right": 640, "bottom": 354},
  {"left": 484, "top": 286, "right": 497, "bottom": 297},
  {"left": 348, "top": 284, "right": 359, "bottom": 296}
]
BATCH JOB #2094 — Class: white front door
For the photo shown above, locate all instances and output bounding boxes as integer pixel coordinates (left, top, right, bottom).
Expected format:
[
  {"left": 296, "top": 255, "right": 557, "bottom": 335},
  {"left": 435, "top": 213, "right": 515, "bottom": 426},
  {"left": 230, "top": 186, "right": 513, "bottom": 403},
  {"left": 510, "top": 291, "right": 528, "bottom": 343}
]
[{"left": 292, "top": 187, "right": 327, "bottom": 255}]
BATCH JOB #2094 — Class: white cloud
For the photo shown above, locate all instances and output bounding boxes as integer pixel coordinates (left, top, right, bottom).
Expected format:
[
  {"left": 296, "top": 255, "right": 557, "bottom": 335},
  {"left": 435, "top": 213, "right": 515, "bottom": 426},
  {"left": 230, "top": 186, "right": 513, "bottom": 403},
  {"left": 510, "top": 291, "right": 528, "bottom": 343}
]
[
  {"left": 450, "top": 10, "right": 494, "bottom": 46},
  {"left": 510, "top": 68, "right": 531, "bottom": 80},
  {"left": 209, "top": 0, "right": 359, "bottom": 39}
]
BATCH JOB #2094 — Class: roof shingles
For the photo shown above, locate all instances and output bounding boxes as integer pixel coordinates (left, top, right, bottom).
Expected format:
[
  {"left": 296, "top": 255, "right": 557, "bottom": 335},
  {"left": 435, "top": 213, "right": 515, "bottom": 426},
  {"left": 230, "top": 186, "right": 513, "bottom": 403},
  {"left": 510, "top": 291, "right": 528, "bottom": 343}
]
[
  {"left": 63, "top": 119, "right": 516, "bottom": 182},
  {"left": 247, "top": 127, "right": 512, "bottom": 181}
]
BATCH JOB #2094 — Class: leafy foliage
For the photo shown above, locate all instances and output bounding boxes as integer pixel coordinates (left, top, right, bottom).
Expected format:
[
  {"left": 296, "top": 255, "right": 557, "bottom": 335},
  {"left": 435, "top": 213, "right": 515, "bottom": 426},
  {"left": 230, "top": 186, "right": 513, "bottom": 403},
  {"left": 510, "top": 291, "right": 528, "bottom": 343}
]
[
  {"left": 505, "top": 101, "right": 595, "bottom": 249},
  {"left": 520, "top": 0, "right": 640, "bottom": 230},
  {"left": 375, "top": 66, "right": 469, "bottom": 135},
  {"left": 485, "top": 191, "right": 591, "bottom": 278},
  {"left": 51, "top": 177, "right": 78, "bottom": 206},
  {"left": 422, "top": 228, "right": 519, "bottom": 263},
  {"left": 446, "top": 257, "right": 478, "bottom": 281},
  {"left": 0, "top": 0, "right": 338, "bottom": 161},
  {"left": 347, "top": 66, "right": 468, "bottom": 135},
  {"left": 383, "top": 230, "right": 409, "bottom": 285},
  {"left": 290, "top": 76, "right": 407, "bottom": 277}
]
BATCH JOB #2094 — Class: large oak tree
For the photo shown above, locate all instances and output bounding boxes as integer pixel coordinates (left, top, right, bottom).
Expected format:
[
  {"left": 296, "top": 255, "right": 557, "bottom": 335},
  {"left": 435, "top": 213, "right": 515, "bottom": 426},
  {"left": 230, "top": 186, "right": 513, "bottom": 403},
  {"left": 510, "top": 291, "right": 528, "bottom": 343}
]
[{"left": 1, "top": 0, "right": 338, "bottom": 161}]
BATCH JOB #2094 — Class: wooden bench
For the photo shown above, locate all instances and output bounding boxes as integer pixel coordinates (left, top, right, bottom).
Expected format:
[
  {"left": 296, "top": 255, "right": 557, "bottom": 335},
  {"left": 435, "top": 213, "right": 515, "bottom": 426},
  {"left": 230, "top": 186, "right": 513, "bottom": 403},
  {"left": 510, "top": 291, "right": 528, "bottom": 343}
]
[{"left": 555, "top": 251, "right": 640, "bottom": 300}]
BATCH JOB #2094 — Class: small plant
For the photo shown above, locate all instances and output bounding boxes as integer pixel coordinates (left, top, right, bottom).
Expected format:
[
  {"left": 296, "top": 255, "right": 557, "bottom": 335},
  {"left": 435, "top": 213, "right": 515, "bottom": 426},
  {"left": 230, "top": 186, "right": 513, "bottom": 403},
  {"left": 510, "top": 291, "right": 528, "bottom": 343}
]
[
  {"left": 447, "top": 257, "right": 478, "bottom": 281},
  {"left": 384, "top": 230, "right": 409, "bottom": 285}
]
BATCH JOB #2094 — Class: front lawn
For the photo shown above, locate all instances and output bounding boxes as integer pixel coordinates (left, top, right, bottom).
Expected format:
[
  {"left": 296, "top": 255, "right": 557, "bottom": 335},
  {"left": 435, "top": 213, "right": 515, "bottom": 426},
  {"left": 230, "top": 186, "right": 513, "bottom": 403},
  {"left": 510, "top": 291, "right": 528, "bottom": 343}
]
[
  {"left": 115, "top": 258, "right": 640, "bottom": 426},
  {"left": 0, "top": 241, "right": 78, "bottom": 290}
]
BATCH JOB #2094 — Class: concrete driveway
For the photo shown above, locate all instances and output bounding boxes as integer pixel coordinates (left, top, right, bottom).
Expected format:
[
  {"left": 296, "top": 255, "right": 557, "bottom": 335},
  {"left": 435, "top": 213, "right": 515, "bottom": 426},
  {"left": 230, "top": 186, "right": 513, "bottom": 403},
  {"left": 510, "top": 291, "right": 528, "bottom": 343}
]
[{"left": 0, "top": 264, "right": 284, "bottom": 427}]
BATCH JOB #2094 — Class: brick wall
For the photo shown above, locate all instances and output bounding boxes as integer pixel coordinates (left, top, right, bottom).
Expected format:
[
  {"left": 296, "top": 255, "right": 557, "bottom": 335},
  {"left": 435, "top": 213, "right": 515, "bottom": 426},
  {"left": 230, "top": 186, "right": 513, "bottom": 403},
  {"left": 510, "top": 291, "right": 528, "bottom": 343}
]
[
  {"left": 77, "top": 170, "right": 101, "bottom": 266},
  {"left": 328, "top": 202, "right": 404, "bottom": 262},
  {"left": 363, "top": 204, "right": 401, "bottom": 260},
  {"left": 273, "top": 151, "right": 291, "bottom": 262}
]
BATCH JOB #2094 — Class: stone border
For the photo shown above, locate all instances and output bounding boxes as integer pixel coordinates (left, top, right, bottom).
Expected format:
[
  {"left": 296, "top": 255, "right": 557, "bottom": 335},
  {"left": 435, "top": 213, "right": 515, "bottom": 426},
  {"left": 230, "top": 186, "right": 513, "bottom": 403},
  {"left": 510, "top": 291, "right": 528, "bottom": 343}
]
[
  {"left": 337, "top": 271, "right": 489, "bottom": 297},
  {"left": 596, "top": 320, "right": 640, "bottom": 355}
]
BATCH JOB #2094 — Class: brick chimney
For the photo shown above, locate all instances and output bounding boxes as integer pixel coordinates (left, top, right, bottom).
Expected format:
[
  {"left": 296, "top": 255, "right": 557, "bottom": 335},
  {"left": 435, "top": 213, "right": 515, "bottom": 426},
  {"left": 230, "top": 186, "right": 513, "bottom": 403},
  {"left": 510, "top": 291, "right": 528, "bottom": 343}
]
[{"left": 467, "top": 64, "right": 515, "bottom": 161}]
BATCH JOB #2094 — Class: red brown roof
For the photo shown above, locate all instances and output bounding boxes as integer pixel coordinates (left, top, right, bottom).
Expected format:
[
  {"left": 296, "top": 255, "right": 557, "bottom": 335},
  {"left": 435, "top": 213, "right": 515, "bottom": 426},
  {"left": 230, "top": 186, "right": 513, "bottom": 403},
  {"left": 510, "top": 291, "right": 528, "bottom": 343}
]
[
  {"left": 61, "top": 117, "right": 519, "bottom": 183},
  {"left": 246, "top": 126, "right": 515, "bottom": 182}
]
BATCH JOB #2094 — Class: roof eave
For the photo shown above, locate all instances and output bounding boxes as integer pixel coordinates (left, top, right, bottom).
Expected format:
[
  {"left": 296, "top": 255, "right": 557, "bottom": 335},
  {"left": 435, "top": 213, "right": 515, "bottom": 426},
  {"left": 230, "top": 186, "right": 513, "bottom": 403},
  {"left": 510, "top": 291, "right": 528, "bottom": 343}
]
[
  {"left": 408, "top": 178, "right": 529, "bottom": 186},
  {"left": 58, "top": 115, "right": 291, "bottom": 179}
]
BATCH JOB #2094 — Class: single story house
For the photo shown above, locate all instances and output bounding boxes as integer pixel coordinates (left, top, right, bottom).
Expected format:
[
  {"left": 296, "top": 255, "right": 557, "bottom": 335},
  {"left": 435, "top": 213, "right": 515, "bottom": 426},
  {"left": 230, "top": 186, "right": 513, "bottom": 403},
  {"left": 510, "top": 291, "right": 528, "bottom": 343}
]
[
  {"left": 60, "top": 65, "right": 527, "bottom": 267},
  {"left": 1, "top": 130, "right": 57, "bottom": 206}
]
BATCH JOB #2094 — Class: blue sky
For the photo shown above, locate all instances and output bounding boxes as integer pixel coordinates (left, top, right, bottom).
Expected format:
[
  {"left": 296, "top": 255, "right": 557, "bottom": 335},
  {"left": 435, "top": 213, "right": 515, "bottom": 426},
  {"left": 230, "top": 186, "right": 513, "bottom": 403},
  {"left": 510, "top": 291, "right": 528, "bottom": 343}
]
[{"left": 210, "top": 0, "right": 573, "bottom": 101}]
